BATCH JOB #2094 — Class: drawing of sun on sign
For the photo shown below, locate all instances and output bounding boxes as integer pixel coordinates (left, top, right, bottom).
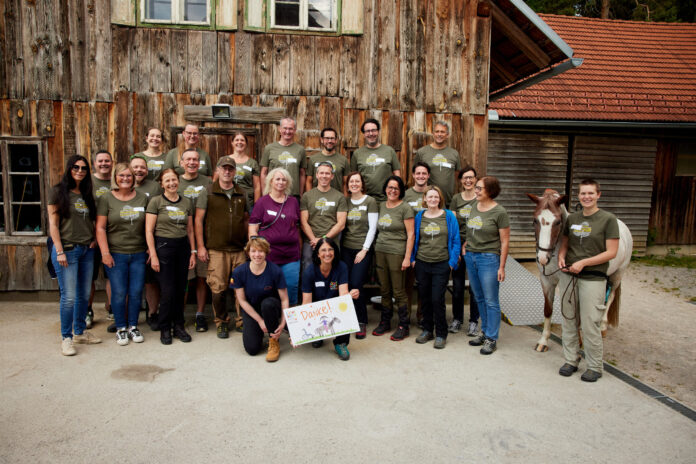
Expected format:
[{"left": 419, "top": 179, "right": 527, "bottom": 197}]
[{"left": 283, "top": 294, "right": 359, "bottom": 346}]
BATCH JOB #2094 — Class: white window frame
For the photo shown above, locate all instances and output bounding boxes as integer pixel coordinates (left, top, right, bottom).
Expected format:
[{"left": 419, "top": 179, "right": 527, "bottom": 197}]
[
  {"left": 141, "top": 0, "right": 212, "bottom": 26},
  {"left": 270, "top": 0, "right": 338, "bottom": 32}
]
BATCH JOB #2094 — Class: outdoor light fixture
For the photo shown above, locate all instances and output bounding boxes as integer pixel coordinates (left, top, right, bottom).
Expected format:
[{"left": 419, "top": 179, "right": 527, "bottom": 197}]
[{"left": 212, "top": 104, "right": 232, "bottom": 119}]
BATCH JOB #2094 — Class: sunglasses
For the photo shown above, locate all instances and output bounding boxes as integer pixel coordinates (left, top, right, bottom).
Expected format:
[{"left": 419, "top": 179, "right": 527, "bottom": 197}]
[
  {"left": 250, "top": 236, "right": 268, "bottom": 242},
  {"left": 72, "top": 165, "right": 89, "bottom": 172}
]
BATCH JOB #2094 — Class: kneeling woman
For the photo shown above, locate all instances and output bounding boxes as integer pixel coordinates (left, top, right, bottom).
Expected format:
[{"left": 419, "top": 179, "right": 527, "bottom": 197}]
[
  {"left": 302, "top": 238, "right": 358, "bottom": 361},
  {"left": 232, "top": 237, "right": 289, "bottom": 362},
  {"left": 411, "top": 186, "right": 460, "bottom": 349}
]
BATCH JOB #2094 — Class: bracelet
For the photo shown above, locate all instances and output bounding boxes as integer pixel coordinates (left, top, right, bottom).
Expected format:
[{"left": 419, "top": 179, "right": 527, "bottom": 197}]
[
  {"left": 56, "top": 251, "right": 65, "bottom": 256},
  {"left": 191, "top": 250, "right": 198, "bottom": 254}
]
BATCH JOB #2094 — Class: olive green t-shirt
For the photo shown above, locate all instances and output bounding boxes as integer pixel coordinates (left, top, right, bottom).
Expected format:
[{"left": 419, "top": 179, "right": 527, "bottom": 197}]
[
  {"left": 343, "top": 195, "right": 379, "bottom": 250},
  {"left": 91, "top": 175, "right": 111, "bottom": 200},
  {"left": 449, "top": 193, "right": 476, "bottom": 243},
  {"left": 260, "top": 142, "right": 307, "bottom": 197},
  {"left": 134, "top": 152, "right": 168, "bottom": 181},
  {"left": 233, "top": 158, "right": 260, "bottom": 209},
  {"left": 179, "top": 174, "right": 211, "bottom": 209},
  {"left": 97, "top": 191, "right": 148, "bottom": 254},
  {"left": 350, "top": 144, "right": 401, "bottom": 201},
  {"left": 403, "top": 187, "right": 426, "bottom": 214},
  {"left": 146, "top": 194, "right": 194, "bottom": 239},
  {"left": 416, "top": 213, "right": 449, "bottom": 263},
  {"left": 306, "top": 152, "right": 349, "bottom": 192},
  {"left": 135, "top": 179, "right": 162, "bottom": 200},
  {"left": 49, "top": 190, "right": 94, "bottom": 246},
  {"left": 465, "top": 203, "right": 510, "bottom": 254},
  {"left": 414, "top": 145, "right": 460, "bottom": 204},
  {"left": 375, "top": 201, "right": 414, "bottom": 256},
  {"left": 164, "top": 147, "right": 213, "bottom": 177},
  {"left": 300, "top": 188, "right": 348, "bottom": 238},
  {"left": 564, "top": 209, "right": 620, "bottom": 280}
]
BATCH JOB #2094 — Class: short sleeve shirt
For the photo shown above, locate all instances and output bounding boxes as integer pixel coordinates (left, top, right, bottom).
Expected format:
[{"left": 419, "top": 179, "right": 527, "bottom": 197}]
[
  {"left": 416, "top": 213, "right": 449, "bottom": 263},
  {"left": 306, "top": 152, "right": 349, "bottom": 192},
  {"left": 449, "top": 194, "right": 476, "bottom": 243},
  {"left": 343, "top": 195, "right": 379, "bottom": 250},
  {"left": 135, "top": 179, "right": 162, "bottom": 200},
  {"left": 350, "top": 145, "right": 401, "bottom": 201},
  {"left": 97, "top": 191, "right": 148, "bottom": 254},
  {"left": 403, "top": 187, "right": 426, "bottom": 214},
  {"left": 178, "top": 174, "right": 212, "bottom": 209},
  {"left": 134, "top": 152, "right": 168, "bottom": 182},
  {"left": 564, "top": 209, "right": 620, "bottom": 279},
  {"left": 465, "top": 203, "right": 510, "bottom": 255},
  {"left": 92, "top": 175, "right": 111, "bottom": 200},
  {"left": 375, "top": 200, "right": 414, "bottom": 256},
  {"left": 232, "top": 261, "right": 287, "bottom": 308},
  {"left": 146, "top": 194, "right": 193, "bottom": 239},
  {"left": 301, "top": 261, "right": 349, "bottom": 302},
  {"left": 300, "top": 188, "right": 348, "bottom": 238},
  {"left": 164, "top": 147, "right": 213, "bottom": 177},
  {"left": 414, "top": 145, "right": 460, "bottom": 204},
  {"left": 260, "top": 142, "right": 307, "bottom": 197},
  {"left": 49, "top": 189, "right": 94, "bottom": 246}
]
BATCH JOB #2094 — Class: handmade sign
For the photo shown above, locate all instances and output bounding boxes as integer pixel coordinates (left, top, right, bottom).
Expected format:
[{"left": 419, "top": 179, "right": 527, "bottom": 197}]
[{"left": 283, "top": 294, "right": 359, "bottom": 346}]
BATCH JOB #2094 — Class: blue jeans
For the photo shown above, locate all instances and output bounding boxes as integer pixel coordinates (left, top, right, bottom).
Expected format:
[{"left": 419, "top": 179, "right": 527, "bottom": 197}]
[
  {"left": 464, "top": 252, "right": 501, "bottom": 341},
  {"left": 51, "top": 245, "right": 94, "bottom": 338},
  {"left": 340, "top": 247, "right": 372, "bottom": 324},
  {"left": 452, "top": 257, "right": 479, "bottom": 323},
  {"left": 280, "top": 260, "right": 300, "bottom": 306},
  {"left": 106, "top": 251, "right": 147, "bottom": 329}
]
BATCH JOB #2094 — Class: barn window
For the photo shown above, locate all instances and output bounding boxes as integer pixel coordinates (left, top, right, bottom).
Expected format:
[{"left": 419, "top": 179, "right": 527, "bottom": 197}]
[
  {"left": 271, "top": 0, "right": 336, "bottom": 31},
  {"left": 142, "top": 0, "right": 211, "bottom": 25},
  {"left": 0, "top": 139, "right": 47, "bottom": 236}
]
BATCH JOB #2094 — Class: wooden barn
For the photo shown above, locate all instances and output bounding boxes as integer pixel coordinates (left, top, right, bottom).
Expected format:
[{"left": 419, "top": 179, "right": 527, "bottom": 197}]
[
  {"left": 0, "top": 0, "right": 577, "bottom": 291},
  {"left": 488, "top": 15, "right": 696, "bottom": 258}
]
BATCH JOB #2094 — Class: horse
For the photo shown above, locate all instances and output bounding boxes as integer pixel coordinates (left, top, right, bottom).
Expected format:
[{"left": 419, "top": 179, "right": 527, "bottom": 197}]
[{"left": 526, "top": 189, "right": 633, "bottom": 352}]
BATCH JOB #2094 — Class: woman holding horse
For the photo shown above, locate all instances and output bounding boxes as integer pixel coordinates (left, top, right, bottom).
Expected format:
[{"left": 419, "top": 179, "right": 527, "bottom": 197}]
[
  {"left": 557, "top": 178, "right": 619, "bottom": 382},
  {"left": 465, "top": 176, "right": 510, "bottom": 355}
]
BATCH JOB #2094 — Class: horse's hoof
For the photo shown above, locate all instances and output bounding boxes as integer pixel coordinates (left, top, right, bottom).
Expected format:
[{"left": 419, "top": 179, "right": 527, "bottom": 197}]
[{"left": 534, "top": 344, "right": 549, "bottom": 352}]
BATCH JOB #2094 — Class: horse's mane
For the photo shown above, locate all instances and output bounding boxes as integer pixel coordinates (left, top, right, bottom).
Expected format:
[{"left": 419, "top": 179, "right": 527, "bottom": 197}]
[{"left": 536, "top": 189, "right": 563, "bottom": 216}]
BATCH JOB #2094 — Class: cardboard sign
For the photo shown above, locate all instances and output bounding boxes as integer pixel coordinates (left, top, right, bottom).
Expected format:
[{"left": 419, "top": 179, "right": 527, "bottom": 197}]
[{"left": 283, "top": 294, "right": 359, "bottom": 346}]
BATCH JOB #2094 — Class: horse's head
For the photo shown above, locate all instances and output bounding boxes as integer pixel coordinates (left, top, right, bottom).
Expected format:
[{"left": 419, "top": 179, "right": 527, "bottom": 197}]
[{"left": 527, "top": 190, "right": 567, "bottom": 266}]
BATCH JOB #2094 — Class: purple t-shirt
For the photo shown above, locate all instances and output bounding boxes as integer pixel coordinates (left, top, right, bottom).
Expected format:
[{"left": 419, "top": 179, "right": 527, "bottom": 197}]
[{"left": 249, "top": 194, "right": 301, "bottom": 265}]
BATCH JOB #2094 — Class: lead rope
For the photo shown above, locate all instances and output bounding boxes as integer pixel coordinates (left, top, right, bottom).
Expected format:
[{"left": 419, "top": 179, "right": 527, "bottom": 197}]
[{"left": 560, "top": 273, "right": 580, "bottom": 321}]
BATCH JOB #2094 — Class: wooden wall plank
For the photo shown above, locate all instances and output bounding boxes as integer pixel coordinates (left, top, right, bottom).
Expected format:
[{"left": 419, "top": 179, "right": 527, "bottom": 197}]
[
  {"left": 20, "top": 0, "right": 39, "bottom": 99},
  {"left": 468, "top": 15, "right": 491, "bottom": 115},
  {"left": 8, "top": 100, "right": 31, "bottom": 135},
  {"left": 340, "top": 36, "right": 359, "bottom": 108},
  {"left": 233, "top": 32, "right": 252, "bottom": 94},
  {"left": 89, "top": 102, "right": 109, "bottom": 156},
  {"left": 111, "top": 26, "right": 133, "bottom": 92},
  {"left": 37, "top": 100, "right": 55, "bottom": 138},
  {"left": 377, "top": 0, "right": 398, "bottom": 109},
  {"left": 399, "top": 0, "right": 418, "bottom": 110},
  {"left": 4, "top": 0, "right": 24, "bottom": 98},
  {"left": 62, "top": 102, "right": 77, "bottom": 157},
  {"left": 314, "top": 37, "right": 340, "bottom": 96},
  {"left": 158, "top": 93, "right": 178, "bottom": 150},
  {"left": 49, "top": 101, "right": 64, "bottom": 184},
  {"left": 170, "top": 30, "right": 188, "bottom": 93},
  {"left": 290, "top": 35, "right": 314, "bottom": 95},
  {"left": 366, "top": 0, "right": 380, "bottom": 108},
  {"left": 201, "top": 31, "right": 218, "bottom": 94},
  {"left": 0, "top": 245, "right": 8, "bottom": 291},
  {"left": 447, "top": 0, "right": 466, "bottom": 112},
  {"left": 131, "top": 28, "right": 152, "bottom": 92},
  {"left": 186, "top": 31, "right": 204, "bottom": 94},
  {"left": 272, "top": 35, "right": 291, "bottom": 95},
  {"left": 217, "top": 32, "right": 233, "bottom": 93},
  {"left": 151, "top": 29, "right": 172, "bottom": 93},
  {"left": 320, "top": 97, "right": 342, "bottom": 136},
  {"left": 252, "top": 34, "right": 273, "bottom": 94},
  {"left": 0, "top": 0, "right": 8, "bottom": 99},
  {"left": 113, "top": 91, "right": 133, "bottom": 162},
  {"left": 68, "top": 0, "right": 88, "bottom": 100},
  {"left": 89, "top": 0, "right": 112, "bottom": 101},
  {"left": 74, "top": 102, "right": 91, "bottom": 157},
  {"left": 423, "top": 0, "right": 436, "bottom": 112}
]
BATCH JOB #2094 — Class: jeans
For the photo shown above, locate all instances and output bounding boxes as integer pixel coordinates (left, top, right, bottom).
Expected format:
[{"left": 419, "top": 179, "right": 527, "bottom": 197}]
[
  {"left": 452, "top": 257, "right": 479, "bottom": 323},
  {"left": 414, "top": 260, "right": 450, "bottom": 338},
  {"left": 464, "top": 252, "right": 501, "bottom": 341},
  {"left": 154, "top": 236, "right": 189, "bottom": 331},
  {"left": 51, "top": 245, "right": 94, "bottom": 338},
  {"left": 280, "top": 260, "right": 300, "bottom": 306},
  {"left": 106, "top": 251, "right": 147, "bottom": 329},
  {"left": 340, "top": 247, "right": 372, "bottom": 324}
]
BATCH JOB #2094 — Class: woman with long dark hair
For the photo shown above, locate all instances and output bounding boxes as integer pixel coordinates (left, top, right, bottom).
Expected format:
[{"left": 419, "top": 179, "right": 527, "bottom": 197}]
[{"left": 48, "top": 155, "right": 101, "bottom": 356}]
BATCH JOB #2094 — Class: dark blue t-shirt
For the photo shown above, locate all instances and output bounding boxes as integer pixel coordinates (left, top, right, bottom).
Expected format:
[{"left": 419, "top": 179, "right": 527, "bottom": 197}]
[
  {"left": 301, "top": 261, "right": 349, "bottom": 301},
  {"left": 232, "top": 261, "right": 287, "bottom": 307}
]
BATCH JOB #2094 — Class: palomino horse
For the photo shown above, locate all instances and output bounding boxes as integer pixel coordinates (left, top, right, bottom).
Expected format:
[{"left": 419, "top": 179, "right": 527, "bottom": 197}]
[{"left": 526, "top": 189, "right": 633, "bottom": 352}]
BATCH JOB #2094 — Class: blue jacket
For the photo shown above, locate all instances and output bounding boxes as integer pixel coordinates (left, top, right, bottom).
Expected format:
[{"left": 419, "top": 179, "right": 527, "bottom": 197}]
[{"left": 411, "top": 209, "right": 461, "bottom": 269}]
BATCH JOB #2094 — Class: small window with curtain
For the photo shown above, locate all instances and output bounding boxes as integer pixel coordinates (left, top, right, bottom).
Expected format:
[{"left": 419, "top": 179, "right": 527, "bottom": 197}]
[
  {"left": 271, "top": 0, "right": 337, "bottom": 31},
  {"left": 142, "top": 0, "right": 211, "bottom": 25}
]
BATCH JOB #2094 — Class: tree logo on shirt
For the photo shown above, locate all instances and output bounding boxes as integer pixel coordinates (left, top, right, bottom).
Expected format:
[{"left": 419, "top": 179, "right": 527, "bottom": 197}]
[
  {"left": 378, "top": 214, "right": 392, "bottom": 229},
  {"left": 467, "top": 216, "right": 483, "bottom": 235},
  {"left": 95, "top": 186, "right": 109, "bottom": 198},
  {"left": 183, "top": 185, "right": 203, "bottom": 199},
  {"left": 278, "top": 152, "right": 296, "bottom": 167},
  {"left": 572, "top": 221, "right": 592, "bottom": 240},
  {"left": 314, "top": 197, "right": 330, "bottom": 215},
  {"left": 147, "top": 160, "right": 162, "bottom": 172},
  {"left": 432, "top": 154, "right": 449, "bottom": 171},
  {"left": 120, "top": 205, "right": 140, "bottom": 224},
  {"left": 424, "top": 222, "right": 441, "bottom": 240},
  {"left": 167, "top": 208, "right": 186, "bottom": 223},
  {"left": 366, "top": 153, "right": 383, "bottom": 171},
  {"left": 347, "top": 208, "right": 362, "bottom": 222},
  {"left": 74, "top": 198, "right": 88, "bottom": 217},
  {"left": 458, "top": 204, "right": 472, "bottom": 219}
]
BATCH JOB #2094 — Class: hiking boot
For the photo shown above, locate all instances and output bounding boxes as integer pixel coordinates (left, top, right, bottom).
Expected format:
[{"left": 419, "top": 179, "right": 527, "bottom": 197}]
[
  {"left": 85, "top": 307, "right": 94, "bottom": 329},
  {"left": 73, "top": 332, "right": 102, "bottom": 344},
  {"left": 467, "top": 321, "right": 478, "bottom": 337},
  {"left": 147, "top": 312, "right": 159, "bottom": 331},
  {"left": 469, "top": 333, "right": 486, "bottom": 346},
  {"left": 107, "top": 322, "right": 117, "bottom": 333},
  {"left": 128, "top": 326, "right": 144, "bottom": 343},
  {"left": 559, "top": 363, "right": 579, "bottom": 377},
  {"left": 61, "top": 338, "right": 76, "bottom": 356},
  {"left": 390, "top": 326, "right": 409, "bottom": 341},
  {"left": 415, "top": 330, "right": 434, "bottom": 344},
  {"left": 266, "top": 338, "right": 280, "bottom": 362},
  {"left": 195, "top": 314, "right": 208, "bottom": 332},
  {"left": 334, "top": 343, "right": 350, "bottom": 361},
  {"left": 581, "top": 369, "right": 602, "bottom": 382},
  {"left": 116, "top": 329, "right": 129, "bottom": 346},
  {"left": 480, "top": 339, "right": 497, "bottom": 355},
  {"left": 217, "top": 323, "right": 229, "bottom": 339},
  {"left": 312, "top": 340, "right": 324, "bottom": 348},
  {"left": 235, "top": 316, "right": 244, "bottom": 333},
  {"left": 173, "top": 324, "right": 192, "bottom": 343},
  {"left": 160, "top": 329, "right": 172, "bottom": 345},
  {"left": 372, "top": 321, "right": 390, "bottom": 336},
  {"left": 355, "top": 323, "right": 367, "bottom": 340},
  {"left": 448, "top": 319, "right": 462, "bottom": 333},
  {"left": 433, "top": 337, "right": 446, "bottom": 349}
]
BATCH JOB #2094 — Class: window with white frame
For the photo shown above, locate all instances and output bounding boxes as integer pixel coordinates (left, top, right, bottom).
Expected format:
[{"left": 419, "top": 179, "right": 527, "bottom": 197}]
[
  {"left": 142, "top": 0, "right": 211, "bottom": 25},
  {"left": 272, "top": 0, "right": 337, "bottom": 31}
]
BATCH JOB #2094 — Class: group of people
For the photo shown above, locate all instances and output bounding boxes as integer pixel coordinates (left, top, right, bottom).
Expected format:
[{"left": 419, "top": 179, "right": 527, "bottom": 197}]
[{"left": 50, "top": 116, "right": 618, "bottom": 381}]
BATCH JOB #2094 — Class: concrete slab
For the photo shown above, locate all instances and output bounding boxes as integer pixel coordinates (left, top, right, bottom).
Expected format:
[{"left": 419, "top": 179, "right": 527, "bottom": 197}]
[{"left": 1, "top": 301, "right": 694, "bottom": 463}]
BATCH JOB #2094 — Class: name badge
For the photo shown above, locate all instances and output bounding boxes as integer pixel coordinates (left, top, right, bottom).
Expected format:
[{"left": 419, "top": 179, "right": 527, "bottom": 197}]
[
  {"left": 375, "top": 157, "right": 385, "bottom": 163},
  {"left": 570, "top": 224, "right": 582, "bottom": 230},
  {"left": 134, "top": 207, "right": 145, "bottom": 212},
  {"left": 441, "top": 162, "right": 452, "bottom": 168},
  {"left": 267, "top": 210, "right": 278, "bottom": 216},
  {"left": 166, "top": 206, "right": 178, "bottom": 211},
  {"left": 315, "top": 281, "right": 325, "bottom": 287},
  {"left": 325, "top": 201, "right": 335, "bottom": 206},
  {"left": 359, "top": 206, "right": 367, "bottom": 211},
  {"left": 194, "top": 186, "right": 204, "bottom": 191},
  {"left": 199, "top": 161, "right": 206, "bottom": 165},
  {"left": 409, "top": 201, "right": 418, "bottom": 207},
  {"left": 243, "top": 165, "right": 253, "bottom": 171},
  {"left": 286, "top": 158, "right": 297, "bottom": 164},
  {"left": 154, "top": 160, "right": 164, "bottom": 165}
]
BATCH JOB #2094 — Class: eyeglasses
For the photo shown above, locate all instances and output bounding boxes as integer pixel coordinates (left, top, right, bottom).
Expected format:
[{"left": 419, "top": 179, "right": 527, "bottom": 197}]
[
  {"left": 363, "top": 129, "right": 379, "bottom": 134},
  {"left": 462, "top": 176, "right": 475, "bottom": 180},
  {"left": 474, "top": 186, "right": 483, "bottom": 191},
  {"left": 250, "top": 236, "right": 268, "bottom": 242},
  {"left": 322, "top": 136, "right": 337, "bottom": 141},
  {"left": 183, "top": 131, "right": 199, "bottom": 136},
  {"left": 72, "top": 165, "right": 89, "bottom": 172},
  {"left": 386, "top": 186, "right": 400, "bottom": 191}
]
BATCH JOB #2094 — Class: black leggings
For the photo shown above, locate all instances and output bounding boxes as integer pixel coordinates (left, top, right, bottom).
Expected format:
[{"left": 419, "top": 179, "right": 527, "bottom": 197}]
[
  {"left": 155, "top": 236, "right": 189, "bottom": 330},
  {"left": 242, "top": 297, "right": 282, "bottom": 355}
]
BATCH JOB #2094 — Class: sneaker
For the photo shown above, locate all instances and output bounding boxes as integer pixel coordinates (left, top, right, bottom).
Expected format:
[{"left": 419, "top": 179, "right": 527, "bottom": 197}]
[
  {"left": 467, "top": 321, "right": 478, "bottom": 337},
  {"left": 448, "top": 319, "right": 462, "bottom": 333},
  {"left": 372, "top": 321, "right": 390, "bottom": 336},
  {"left": 390, "top": 325, "right": 409, "bottom": 341},
  {"left": 469, "top": 333, "right": 486, "bottom": 346},
  {"left": 415, "top": 330, "right": 434, "bottom": 344},
  {"left": 559, "top": 363, "right": 579, "bottom": 377},
  {"left": 195, "top": 314, "right": 208, "bottom": 332},
  {"left": 128, "top": 326, "right": 144, "bottom": 343},
  {"left": 85, "top": 307, "right": 94, "bottom": 329},
  {"left": 160, "top": 329, "right": 172, "bottom": 345},
  {"left": 355, "top": 323, "right": 367, "bottom": 340},
  {"left": 173, "top": 325, "right": 192, "bottom": 343},
  {"left": 581, "top": 369, "right": 602, "bottom": 382},
  {"left": 266, "top": 338, "right": 280, "bottom": 362},
  {"left": 61, "top": 338, "right": 76, "bottom": 356},
  {"left": 311, "top": 340, "right": 324, "bottom": 348},
  {"left": 334, "top": 343, "right": 350, "bottom": 361},
  {"left": 106, "top": 310, "right": 114, "bottom": 321},
  {"left": 116, "top": 329, "right": 129, "bottom": 346},
  {"left": 433, "top": 336, "right": 446, "bottom": 349},
  {"left": 217, "top": 323, "right": 229, "bottom": 339},
  {"left": 147, "top": 312, "right": 159, "bottom": 331},
  {"left": 73, "top": 331, "right": 102, "bottom": 344},
  {"left": 107, "top": 322, "right": 117, "bottom": 333},
  {"left": 480, "top": 339, "right": 497, "bottom": 355}
]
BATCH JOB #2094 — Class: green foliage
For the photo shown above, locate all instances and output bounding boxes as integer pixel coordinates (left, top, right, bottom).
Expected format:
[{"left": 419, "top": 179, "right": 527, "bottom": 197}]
[{"left": 526, "top": 0, "right": 696, "bottom": 22}]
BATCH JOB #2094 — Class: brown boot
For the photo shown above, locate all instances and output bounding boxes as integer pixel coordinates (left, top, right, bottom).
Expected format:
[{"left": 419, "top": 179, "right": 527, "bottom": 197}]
[{"left": 266, "top": 338, "right": 280, "bottom": 362}]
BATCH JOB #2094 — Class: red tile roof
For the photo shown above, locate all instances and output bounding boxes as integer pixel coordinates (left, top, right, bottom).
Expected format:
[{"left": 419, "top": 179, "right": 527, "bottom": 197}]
[{"left": 490, "top": 15, "right": 696, "bottom": 122}]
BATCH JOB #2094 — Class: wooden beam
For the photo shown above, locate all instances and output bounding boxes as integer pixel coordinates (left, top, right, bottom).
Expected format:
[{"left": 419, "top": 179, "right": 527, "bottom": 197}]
[
  {"left": 489, "top": 2, "right": 550, "bottom": 68},
  {"left": 490, "top": 57, "right": 518, "bottom": 85},
  {"left": 183, "top": 105, "right": 286, "bottom": 124}
]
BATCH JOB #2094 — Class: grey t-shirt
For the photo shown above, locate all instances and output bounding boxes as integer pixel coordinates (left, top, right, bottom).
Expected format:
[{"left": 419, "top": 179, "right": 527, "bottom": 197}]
[
  {"left": 260, "top": 142, "right": 307, "bottom": 197},
  {"left": 414, "top": 145, "right": 460, "bottom": 204},
  {"left": 350, "top": 144, "right": 401, "bottom": 201},
  {"left": 465, "top": 203, "right": 510, "bottom": 255},
  {"left": 375, "top": 200, "right": 414, "bottom": 256},
  {"left": 146, "top": 194, "right": 194, "bottom": 239},
  {"left": 564, "top": 209, "right": 620, "bottom": 279},
  {"left": 97, "top": 191, "right": 148, "bottom": 254},
  {"left": 300, "top": 188, "right": 348, "bottom": 238},
  {"left": 179, "top": 174, "right": 212, "bottom": 209},
  {"left": 306, "top": 152, "right": 349, "bottom": 192},
  {"left": 416, "top": 212, "right": 449, "bottom": 263},
  {"left": 449, "top": 193, "right": 476, "bottom": 243},
  {"left": 343, "top": 195, "right": 379, "bottom": 250}
]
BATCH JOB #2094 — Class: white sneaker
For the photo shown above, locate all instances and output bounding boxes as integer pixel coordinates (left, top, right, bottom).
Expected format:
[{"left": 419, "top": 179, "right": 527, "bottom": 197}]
[
  {"left": 116, "top": 329, "right": 129, "bottom": 346},
  {"left": 467, "top": 322, "right": 478, "bottom": 337},
  {"left": 128, "top": 326, "right": 144, "bottom": 343},
  {"left": 61, "top": 338, "right": 76, "bottom": 356},
  {"left": 448, "top": 319, "right": 462, "bottom": 333},
  {"left": 74, "top": 331, "right": 102, "bottom": 344}
]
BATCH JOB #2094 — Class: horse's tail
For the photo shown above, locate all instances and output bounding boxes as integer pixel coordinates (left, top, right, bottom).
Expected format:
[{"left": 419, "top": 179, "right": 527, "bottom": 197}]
[{"left": 607, "top": 284, "right": 620, "bottom": 328}]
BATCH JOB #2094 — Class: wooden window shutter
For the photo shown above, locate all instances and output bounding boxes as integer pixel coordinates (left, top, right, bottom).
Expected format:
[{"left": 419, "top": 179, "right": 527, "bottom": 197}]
[
  {"left": 244, "top": 0, "right": 266, "bottom": 31},
  {"left": 341, "top": 0, "right": 363, "bottom": 35},
  {"left": 217, "top": 0, "right": 238, "bottom": 30},
  {"left": 111, "top": 0, "right": 136, "bottom": 26}
]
